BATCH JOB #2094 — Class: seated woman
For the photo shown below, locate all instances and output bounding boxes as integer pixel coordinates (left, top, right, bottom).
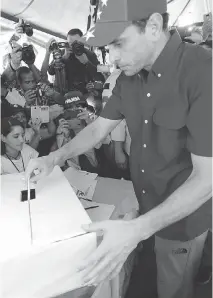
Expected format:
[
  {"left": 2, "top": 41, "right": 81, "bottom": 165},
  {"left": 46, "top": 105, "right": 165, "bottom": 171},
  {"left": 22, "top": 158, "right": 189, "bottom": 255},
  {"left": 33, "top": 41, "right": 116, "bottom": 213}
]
[
  {"left": 10, "top": 106, "right": 56, "bottom": 153},
  {"left": 1, "top": 117, "right": 38, "bottom": 175}
]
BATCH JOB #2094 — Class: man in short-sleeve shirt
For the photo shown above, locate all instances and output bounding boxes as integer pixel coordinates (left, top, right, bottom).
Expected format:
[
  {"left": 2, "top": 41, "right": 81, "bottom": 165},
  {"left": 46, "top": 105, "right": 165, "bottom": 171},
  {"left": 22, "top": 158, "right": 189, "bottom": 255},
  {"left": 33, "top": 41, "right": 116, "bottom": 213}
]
[{"left": 26, "top": 0, "right": 212, "bottom": 297}]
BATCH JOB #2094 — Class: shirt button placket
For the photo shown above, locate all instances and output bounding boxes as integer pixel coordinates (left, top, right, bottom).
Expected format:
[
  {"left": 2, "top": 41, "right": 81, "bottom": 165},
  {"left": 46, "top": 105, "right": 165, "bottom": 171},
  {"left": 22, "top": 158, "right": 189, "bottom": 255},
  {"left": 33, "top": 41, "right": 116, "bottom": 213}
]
[{"left": 141, "top": 91, "right": 152, "bottom": 196}]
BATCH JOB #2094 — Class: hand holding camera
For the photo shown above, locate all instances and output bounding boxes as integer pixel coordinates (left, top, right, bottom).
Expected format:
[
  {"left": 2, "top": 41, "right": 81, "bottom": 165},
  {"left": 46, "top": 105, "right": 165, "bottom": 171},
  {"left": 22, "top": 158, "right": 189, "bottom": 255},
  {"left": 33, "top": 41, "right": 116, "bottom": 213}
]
[
  {"left": 15, "top": 19, "right": 33, "bottom": 37},
  {"left": 46, "top": 38, "right": 56, "bottom": 54},
  {"left": 77, "top": 109, "right": 91, "bottom": 124},
  {"left": 63, "top": 46, "right": 73, "bottom": 60},
  {"left": 24, "top": 90, "right": 37, "bottom": 106},
  {"left": 57, "top": 119, "right": 70, "bottom": 135}
]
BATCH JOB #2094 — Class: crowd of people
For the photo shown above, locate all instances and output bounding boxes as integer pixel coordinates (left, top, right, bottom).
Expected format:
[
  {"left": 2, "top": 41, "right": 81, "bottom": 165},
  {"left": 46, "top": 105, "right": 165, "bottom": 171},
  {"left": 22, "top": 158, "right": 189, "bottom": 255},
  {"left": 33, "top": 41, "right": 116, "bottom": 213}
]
[
  {"left": 1, "top": 22, "right": 131, "bottom": 178},
  {"left": 1, "top": 18, "right": 211, "bottom": 177}
]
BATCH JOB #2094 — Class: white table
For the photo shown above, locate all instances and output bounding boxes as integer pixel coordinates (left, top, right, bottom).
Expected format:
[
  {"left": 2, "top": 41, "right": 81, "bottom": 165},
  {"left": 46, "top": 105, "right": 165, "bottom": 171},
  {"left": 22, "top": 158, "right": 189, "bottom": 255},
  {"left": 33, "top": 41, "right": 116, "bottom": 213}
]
[{"left": 55, "top": 177, "right": 138, "bottom": 298}]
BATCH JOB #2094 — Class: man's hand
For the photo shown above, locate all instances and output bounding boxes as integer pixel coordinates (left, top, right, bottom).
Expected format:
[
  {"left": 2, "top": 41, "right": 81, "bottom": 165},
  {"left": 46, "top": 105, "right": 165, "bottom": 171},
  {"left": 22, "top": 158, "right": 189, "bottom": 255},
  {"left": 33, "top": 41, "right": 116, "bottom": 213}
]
[
  {"left": 115, "top": 150, "right": 128, "bottom": 170},
  {"left": 78, "top": 220, "right": 141, "bottom": 286},
  {"left": 77, "top": 109, "right": 91, "bottom": 123},
  {"left": 57, "top": 119, "right": 70, "bottom": 135},
  {"left": 39, "top": 82, "right": 53, "bottom": 96},
  {"left": 24, "top": 90, "right": 37, "bottom": 106},
  {"left": 46, "top": 38, "right": 56, "bottom": 54},
  {"left": 86, "top": 82, "right": 94, "bottom": 92},
  {"left": 25, "top": 156, "right": 54, "bottom": 182},
  {"left": 63, "top": 46, "right": 72, "bottom": 60},
  {"left": 15, "top": 19, "right": 24, "bottom": 36},
  {"left": 76, "top": 53, "right": 89, "bottom": 65},
  {"left": 29, "top": 118, "right": 42, "bottom": 134}
]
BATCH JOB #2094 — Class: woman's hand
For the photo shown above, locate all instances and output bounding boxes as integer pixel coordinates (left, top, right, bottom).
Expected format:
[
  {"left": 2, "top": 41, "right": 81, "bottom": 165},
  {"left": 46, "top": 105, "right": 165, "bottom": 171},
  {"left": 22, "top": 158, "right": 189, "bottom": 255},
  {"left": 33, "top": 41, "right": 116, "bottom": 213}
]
[{"left": 57, "top": 119, "right": 70, "bottom": 135}]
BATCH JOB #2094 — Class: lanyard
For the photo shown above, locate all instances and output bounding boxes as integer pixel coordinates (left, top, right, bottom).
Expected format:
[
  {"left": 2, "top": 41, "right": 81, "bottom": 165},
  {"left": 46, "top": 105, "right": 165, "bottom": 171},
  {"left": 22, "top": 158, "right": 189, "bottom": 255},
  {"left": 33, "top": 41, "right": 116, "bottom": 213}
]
[{"left": 5, "top": 153, "right": 25, "bottom": 173}]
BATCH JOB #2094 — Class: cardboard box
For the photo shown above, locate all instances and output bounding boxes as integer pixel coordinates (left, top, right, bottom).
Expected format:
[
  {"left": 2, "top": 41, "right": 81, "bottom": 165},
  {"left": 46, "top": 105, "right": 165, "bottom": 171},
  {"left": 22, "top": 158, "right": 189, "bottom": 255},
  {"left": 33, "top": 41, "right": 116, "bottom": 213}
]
[{"left": 0, "top": 166, "right": 97, "bottom": 298}]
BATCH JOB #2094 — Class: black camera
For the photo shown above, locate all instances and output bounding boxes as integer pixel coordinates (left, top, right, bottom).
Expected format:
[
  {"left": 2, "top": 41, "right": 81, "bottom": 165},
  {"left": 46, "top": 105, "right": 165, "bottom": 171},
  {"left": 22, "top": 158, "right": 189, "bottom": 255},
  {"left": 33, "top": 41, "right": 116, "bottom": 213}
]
[
  {"left": 21, "top": 20, "right": 33, "bottom": 37},
  {"left": 71, "top": 41, "right": 85, "bottom": 56},
  {"left": 22, "top": 44, "right": 35, "bottom": 65},
  {"left": 49, "top": 41, "right": 69, "bottom": 52}
]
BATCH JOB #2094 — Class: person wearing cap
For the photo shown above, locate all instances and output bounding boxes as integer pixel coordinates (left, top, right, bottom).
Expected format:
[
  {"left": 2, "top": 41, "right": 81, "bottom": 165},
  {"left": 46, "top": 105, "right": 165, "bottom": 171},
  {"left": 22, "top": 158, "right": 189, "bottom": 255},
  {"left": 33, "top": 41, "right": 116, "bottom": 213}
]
[{"left": 25, "top": 0, "right": 212, "bottom": 297}]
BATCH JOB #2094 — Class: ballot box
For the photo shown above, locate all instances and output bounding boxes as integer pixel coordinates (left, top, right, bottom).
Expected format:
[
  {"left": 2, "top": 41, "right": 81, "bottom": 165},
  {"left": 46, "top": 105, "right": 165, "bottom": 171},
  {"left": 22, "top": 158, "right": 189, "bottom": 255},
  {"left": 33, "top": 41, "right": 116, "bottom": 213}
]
[{"left": 0, "top": 166, "right": 97, "bottom": 298}]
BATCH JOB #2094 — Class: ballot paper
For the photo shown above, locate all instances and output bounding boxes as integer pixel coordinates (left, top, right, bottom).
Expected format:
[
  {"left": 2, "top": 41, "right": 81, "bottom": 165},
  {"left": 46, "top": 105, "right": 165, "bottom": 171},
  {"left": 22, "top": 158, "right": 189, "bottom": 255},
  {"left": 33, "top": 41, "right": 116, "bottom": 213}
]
[
  {"left": 64, "top": 167, "right": 98, "bottom": 194},
  {"left": 74, "top": 180, "right": 97, "bottom": 201},
  {"left": 1, "top": 166, "right": 97, "bottom": 298}
]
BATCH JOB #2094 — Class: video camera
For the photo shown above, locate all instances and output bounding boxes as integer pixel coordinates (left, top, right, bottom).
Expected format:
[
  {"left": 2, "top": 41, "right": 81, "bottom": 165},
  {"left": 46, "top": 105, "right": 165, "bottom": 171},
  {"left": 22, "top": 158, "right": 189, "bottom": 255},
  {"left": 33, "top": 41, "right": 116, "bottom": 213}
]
[
  {"left": 20, "top": 20, "right": 33, "bottom": 37},
  {"left": 49, "top": 40, "right": 85, "bottom": 56}
]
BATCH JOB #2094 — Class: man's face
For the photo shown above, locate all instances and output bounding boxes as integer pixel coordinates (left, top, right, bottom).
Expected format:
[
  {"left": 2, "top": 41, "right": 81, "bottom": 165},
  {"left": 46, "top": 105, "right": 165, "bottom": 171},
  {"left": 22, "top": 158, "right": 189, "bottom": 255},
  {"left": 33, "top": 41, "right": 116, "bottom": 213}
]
[
  {"left": 67, "top": 34, "right": 82, "bottom": 48},
  {"left": 20, "top": 72, "right": 36, "bottom": 92},
  {"left": 108, "top": 24, "right": 155, "bottom": 76}
]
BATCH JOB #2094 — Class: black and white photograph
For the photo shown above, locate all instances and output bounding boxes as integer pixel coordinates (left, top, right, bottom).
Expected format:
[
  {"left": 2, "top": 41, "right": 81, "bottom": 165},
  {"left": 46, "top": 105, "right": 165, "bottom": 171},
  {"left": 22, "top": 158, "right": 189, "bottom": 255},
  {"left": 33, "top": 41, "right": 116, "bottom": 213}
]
[{"left": 0, "top": 0, "right": 212, "bottom": 297}]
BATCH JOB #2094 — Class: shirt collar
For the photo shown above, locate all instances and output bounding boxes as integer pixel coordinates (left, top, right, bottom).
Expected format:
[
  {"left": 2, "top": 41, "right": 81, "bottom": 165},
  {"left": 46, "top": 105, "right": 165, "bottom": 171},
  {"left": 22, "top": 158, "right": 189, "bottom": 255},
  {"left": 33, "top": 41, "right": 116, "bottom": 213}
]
[{"left": 151, "top": 29, "right": 182, "bottom": 77}]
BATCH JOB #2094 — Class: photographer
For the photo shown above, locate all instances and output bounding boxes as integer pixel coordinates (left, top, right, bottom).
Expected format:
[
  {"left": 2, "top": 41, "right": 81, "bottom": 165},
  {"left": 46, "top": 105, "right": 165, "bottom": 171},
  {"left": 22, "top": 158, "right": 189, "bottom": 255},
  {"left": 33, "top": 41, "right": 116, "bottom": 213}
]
[{"left": 48, "top": 28, "right": 104, "bottom": 94}]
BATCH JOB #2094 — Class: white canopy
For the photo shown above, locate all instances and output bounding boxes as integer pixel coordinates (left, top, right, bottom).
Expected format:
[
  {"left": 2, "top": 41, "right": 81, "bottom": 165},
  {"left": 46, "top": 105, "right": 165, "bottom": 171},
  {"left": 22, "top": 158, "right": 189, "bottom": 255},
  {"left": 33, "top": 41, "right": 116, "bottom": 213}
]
[
  {"left": 1, "top": 0, "right": 211, "bottom": 37},
  {"left": 0, "top": 0, "right": 211, "bottom": 72}
]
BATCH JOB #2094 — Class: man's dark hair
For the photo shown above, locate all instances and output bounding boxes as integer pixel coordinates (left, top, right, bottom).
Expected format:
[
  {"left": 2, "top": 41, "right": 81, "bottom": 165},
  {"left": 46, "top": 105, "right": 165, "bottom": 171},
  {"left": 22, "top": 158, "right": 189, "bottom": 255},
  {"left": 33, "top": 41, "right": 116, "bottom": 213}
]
[
  {"left": 16, "top": 66, "right": 32, "bottom": 83},
  {"left": 67, "top": 28, "right": 83, "bottom": 37},
  {"left": 133, "top": 12, "right": 169, "bottom": 32}
]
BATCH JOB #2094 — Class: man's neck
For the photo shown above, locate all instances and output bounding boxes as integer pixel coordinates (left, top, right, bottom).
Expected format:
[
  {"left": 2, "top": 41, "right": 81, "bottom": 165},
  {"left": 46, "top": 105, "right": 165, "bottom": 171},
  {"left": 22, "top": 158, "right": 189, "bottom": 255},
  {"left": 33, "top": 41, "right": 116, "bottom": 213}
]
[{"left": 144, "top": 31, "right": 171, "bottom": 71}]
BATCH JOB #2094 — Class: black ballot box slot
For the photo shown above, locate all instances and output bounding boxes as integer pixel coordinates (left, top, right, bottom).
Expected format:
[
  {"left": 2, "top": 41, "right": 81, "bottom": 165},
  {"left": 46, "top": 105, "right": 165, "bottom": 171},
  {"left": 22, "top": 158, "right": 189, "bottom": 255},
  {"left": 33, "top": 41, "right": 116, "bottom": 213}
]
[{"left": 20, "top": 189, "right": 36, "bottom": 202}]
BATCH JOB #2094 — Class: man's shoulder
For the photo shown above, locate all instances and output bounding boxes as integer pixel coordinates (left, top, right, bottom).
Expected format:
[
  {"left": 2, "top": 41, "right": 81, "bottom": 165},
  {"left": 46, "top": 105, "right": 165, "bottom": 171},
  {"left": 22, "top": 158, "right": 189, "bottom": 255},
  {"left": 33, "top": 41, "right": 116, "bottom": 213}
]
[{"left": 182, "top": 42, "right": 212, "bottom": 69}]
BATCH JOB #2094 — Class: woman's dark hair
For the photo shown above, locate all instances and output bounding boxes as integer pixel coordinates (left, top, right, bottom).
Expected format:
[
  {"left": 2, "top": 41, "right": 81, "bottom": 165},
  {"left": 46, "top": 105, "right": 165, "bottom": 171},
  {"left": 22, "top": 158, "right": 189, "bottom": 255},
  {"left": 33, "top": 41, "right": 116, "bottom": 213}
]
[
  {"left": 16, "top": 66, "right": 32, "bottom": 83},
  {"left": 132, "top": 12, "right": 169, "bottom": 32},
  {"left": 67, "top": 28, "right": 83, "bottom": 37},
  {"left": 1, "top": 117, "right": 24, "bottom": 155}
]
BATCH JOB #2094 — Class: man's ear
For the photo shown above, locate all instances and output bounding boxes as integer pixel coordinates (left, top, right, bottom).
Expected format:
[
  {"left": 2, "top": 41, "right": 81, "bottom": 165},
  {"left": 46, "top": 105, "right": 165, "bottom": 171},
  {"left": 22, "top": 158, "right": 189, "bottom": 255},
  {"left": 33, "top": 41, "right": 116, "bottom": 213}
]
[
  {"left": 145, "top": 13, "right": 164, "bottom": 41},
  {"left": 1, "top": 134, "right": 6, "bottom": 143}
]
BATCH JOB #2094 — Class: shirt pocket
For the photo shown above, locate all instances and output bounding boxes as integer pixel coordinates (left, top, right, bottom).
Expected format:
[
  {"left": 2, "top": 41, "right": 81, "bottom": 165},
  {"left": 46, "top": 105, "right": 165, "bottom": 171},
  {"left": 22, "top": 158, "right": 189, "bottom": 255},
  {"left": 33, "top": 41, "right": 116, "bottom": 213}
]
[
  {"left": 152, "top": 106, "right": 188, "bottom": 161},
  {"left": 153, "top": 105, "right": 186, "bottom": 129}
]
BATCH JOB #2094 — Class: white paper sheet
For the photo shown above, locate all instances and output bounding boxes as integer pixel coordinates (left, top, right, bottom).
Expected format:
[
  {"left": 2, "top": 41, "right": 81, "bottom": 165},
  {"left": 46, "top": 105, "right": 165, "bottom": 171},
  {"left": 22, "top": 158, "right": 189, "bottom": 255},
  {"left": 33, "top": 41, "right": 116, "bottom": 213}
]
[{"left": 64, "top": 167, "right": 98, "bottom": 193}]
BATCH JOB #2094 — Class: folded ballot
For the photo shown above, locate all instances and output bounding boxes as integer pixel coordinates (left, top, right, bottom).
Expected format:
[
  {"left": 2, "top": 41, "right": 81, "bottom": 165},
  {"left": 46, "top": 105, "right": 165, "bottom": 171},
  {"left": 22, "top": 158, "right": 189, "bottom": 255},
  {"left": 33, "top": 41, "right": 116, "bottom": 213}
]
[{"left": 0, "top": 166, "right": 97, "bottom": 298}]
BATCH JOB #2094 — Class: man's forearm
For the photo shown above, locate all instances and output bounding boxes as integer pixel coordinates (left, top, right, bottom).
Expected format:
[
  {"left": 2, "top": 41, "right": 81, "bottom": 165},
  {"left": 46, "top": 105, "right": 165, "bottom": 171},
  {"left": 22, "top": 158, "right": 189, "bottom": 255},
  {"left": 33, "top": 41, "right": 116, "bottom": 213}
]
[
  {"left": 41, "top": 53, "right": 51, "bottom": 82},
  {"left": 134, "top": 171, "right": 212, "bottom": 240}
]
